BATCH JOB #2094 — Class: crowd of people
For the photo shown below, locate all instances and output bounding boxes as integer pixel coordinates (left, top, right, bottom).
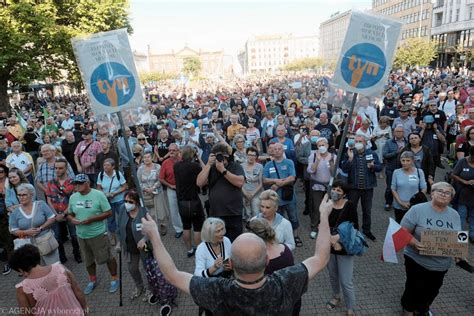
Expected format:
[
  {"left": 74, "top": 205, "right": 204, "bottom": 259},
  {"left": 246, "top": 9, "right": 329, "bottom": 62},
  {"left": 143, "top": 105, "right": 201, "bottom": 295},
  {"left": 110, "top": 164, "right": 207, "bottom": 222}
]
[{"left": 0, "top": 67, "right": 472, "bottom": 315}]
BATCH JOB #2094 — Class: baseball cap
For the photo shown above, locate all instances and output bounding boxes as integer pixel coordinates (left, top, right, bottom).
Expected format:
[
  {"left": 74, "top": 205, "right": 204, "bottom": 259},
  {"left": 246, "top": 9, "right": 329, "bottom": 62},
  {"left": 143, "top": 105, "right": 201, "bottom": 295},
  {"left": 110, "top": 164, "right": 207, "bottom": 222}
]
[
  {"left": 400, "top": 105, "right": 410, "bottom": 112},
  {"left": 73, "top": 174, "right": 89, "bottom": 184},
  {"left": 423, "top": 115, "right": 435, "bottom": 124}
]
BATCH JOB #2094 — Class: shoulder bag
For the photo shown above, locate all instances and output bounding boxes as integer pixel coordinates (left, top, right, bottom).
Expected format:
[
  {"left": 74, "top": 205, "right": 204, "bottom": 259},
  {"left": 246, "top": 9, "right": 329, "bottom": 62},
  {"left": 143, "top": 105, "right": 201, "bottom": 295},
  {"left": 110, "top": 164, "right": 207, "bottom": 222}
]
[
  {"left": 31, "top": 202, "right": 59, "bottom": 256},
  {"left": 409, "top": 168, "right": 428, "bottom": 206},
  {"left": 272, "top": 160, "right": 294, "bottom": 201}
]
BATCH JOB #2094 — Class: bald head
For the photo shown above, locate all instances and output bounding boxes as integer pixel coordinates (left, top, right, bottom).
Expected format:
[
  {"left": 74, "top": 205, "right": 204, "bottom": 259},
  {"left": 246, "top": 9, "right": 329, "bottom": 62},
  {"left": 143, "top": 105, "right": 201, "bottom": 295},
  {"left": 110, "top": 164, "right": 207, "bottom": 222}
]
[{"left": 231, "top": 233, "right": 267, "bottom": 275}]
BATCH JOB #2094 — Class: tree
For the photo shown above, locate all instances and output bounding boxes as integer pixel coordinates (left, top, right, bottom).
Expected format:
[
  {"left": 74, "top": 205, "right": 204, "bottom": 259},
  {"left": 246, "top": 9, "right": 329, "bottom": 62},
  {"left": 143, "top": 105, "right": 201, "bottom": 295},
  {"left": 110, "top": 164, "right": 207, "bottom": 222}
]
[
  {"left": 0, "top": 0, "right": 132, "bottom": 112},
  {"left": 139, "top": 71, "right": 178, "bottom": 84},
  {"left": 182, "top": 56, "right": 202, "bottom": 78},
  {"left": 393, "top": 38, "right": 438, "bottom": 70},
  {"left": 281, "top": 57, "right": 324, "bottom": 71}
]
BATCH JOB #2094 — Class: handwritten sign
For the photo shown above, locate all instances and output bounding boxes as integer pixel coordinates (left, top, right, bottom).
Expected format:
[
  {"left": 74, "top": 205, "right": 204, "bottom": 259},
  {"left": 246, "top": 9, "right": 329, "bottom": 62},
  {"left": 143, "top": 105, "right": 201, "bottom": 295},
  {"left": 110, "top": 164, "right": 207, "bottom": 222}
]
[{"left": 420, "top": 230, "right": 469, "bottom": 258}]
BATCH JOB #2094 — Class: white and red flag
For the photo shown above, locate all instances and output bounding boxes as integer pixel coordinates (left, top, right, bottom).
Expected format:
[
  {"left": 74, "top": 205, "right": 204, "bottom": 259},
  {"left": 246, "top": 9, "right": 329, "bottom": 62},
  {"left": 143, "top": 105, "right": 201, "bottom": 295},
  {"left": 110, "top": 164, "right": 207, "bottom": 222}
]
[{"left": 382, "top": 218, "right": 413, "bottom": 263}]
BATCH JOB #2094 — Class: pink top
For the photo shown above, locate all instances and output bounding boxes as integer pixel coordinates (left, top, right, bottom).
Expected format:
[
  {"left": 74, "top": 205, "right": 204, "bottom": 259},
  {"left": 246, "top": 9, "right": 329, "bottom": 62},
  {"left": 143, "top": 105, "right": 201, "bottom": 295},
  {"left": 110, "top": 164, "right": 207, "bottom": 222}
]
[
  {"left": 74, "top": 140, "right": 102, "bottom": 174},
  {"left": 16, "top": 263, "right": 84, "bottom": 316}
]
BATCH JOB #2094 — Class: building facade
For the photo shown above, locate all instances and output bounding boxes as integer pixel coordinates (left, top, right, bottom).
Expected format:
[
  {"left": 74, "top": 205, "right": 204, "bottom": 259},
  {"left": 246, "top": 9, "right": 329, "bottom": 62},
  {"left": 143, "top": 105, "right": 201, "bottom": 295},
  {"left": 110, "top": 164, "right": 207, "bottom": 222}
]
[
  {"left": 319, "top": 10, "right": 351, "bottom": 61},
  {"left": 431, "top": 0, "right": 474, "bottom": 68},
  {"left": 145, "top": 46, "right": 232, "bottom": 78},
  {"left": 372, "top": 0, "right": 433, "bottom": 40},
  {"left": 240, "top": 34, "right": 319, "bottom": 73}
]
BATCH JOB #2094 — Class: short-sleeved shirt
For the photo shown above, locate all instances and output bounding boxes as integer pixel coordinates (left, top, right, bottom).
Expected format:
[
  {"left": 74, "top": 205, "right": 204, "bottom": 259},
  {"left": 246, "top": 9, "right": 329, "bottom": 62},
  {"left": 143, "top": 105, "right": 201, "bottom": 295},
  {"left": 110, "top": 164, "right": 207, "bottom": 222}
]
[
  {"left": 9, "top": 201, "right": 55, "bottom": 238},
  {"left": 36, "top": 161, "right": 75, "bottom": 185},
  {"left": 159, "top": 158, "right": 179, "bottom": 187},
  {"left": 401, "top": 202, "right": 461, "bottom": 271},
  {"left": 263, "top": 158, "right": 296, "bottom": 205},
  {"left": 6, "top": 152, "right": 33, "bottom": 175},
  {"left": 451, "top": 158, "right": 474, "bottom": 207},
  {"left": 96, "top": 170, "right": 126, "bottom": 203},
  {"left": 189, "top": 263, "right": 308, "bottom": 316},
  {"left": 46, "top": 178, "right": 75, "bottom": 213},
  {"left": 69, "top": 189, "right": 111, "bottom": 239},
  {"left": 74, "top": 140, "right": 102, "bottom": 174},
  {"left": 174, "top": 160, "right": 202, "bottom": 201},
  {"left": 242, "top": 162, "right": 263, "bottom": 193},
  {"left": 391, "top": 168, "right": 427, "bottom": 210}
]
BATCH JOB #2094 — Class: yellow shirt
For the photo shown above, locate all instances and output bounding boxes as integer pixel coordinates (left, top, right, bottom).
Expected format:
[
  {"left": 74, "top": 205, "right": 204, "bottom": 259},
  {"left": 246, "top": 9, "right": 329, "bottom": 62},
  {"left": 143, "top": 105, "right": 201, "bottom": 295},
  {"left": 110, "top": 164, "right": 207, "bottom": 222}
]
[{"left": 227, "top": 124, "right": 244, "bottom": 140}]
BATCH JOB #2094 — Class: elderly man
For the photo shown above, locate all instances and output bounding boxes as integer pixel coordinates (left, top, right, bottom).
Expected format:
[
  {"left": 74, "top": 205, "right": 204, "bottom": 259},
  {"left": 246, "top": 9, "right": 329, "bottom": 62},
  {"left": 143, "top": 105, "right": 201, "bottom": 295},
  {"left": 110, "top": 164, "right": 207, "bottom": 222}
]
[
  {"left": 6, "top": 141, "right": 34, "bottom": 183},
  {"left": 139, "top": 193, "right": 333, "bottom": 315},
  {"left": 392, "top": 105, "right": 417, "bottom": 137},
  {"left": 61, "top": 131, "right": 79, "bottom": 173},
  {"left": 341, "top": 135, "right": 382, "bottom": 241},
  {"left": 225, "top": 114, "right": 244, "bottom": 142},
  {"left": 36, "top": 144, "right": 75, "bottom": 194},
  {"left": 74, "top": 129, "right": 102, "bottom": 184},
  {"left": 270, "top": 125, "right": 296, "bottom": 164},
  {"left": 196, "top": 142, "right": 245, "bottom": 241},
  {"left": 382, "top": 126, "right": 407, "bottom": 211},
  {"left": 263, "top": 142, "right": 302, "bottom": 247},
  {"left": 315, "top": 112, "right": 338, "bottom": 148},
  {"left": 67, "top": 174, "right": 118, "bottom": 295}
]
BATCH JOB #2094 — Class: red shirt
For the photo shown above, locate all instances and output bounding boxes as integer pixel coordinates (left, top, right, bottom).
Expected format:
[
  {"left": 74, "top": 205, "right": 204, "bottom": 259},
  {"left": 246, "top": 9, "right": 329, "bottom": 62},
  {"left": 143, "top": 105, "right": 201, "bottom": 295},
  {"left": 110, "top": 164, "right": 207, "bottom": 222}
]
[
  {"left": 159, "top": 158, "right": 180, "bottom": 186},
  {"left": 46, "top": 178, "right": 75, "bottom": 213}
]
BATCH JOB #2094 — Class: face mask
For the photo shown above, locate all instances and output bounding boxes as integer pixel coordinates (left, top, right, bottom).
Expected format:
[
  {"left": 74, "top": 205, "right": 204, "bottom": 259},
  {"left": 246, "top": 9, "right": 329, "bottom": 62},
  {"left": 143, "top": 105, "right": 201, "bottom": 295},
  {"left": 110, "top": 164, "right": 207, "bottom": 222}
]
[
  {"left": 354, "top": 142, "right": 364, "bottom": 151},
  {"left": 125, "top": 202, "right": 135, "bottom": 212},
  {"left": 310, "top": 136, "right": 319, "bottom": 143},
  {"left": 330, "top": 191, "right": 343, "bottom": 201},
  {"left": 318, "top": 145, "right": 327, "bottom": 154},
  {"left": 347, "top": 139, "right": 355, "bottom": 147}
]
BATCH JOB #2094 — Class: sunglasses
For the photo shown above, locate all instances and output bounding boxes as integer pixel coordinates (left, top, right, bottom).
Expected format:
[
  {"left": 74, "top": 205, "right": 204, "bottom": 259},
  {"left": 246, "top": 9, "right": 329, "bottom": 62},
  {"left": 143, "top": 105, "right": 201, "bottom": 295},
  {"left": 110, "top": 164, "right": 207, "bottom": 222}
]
[{"left": 138, "top": 138, "right": 146, "bottom": 141}]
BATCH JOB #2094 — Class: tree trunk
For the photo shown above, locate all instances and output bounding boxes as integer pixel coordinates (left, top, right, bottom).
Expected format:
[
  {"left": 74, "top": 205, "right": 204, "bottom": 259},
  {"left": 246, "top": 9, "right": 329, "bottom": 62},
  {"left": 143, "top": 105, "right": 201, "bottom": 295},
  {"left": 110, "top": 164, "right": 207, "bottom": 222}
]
[{"left": 0, "top": 76, "right": 10, "bottom": 114}]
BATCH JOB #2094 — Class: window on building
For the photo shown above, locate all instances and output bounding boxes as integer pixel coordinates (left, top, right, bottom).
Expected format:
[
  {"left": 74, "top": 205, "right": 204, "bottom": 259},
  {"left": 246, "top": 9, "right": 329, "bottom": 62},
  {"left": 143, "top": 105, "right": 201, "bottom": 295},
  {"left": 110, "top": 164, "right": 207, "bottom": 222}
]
[
  {"left": 470, "top": 6, "right": 474, "bottom": 20},
  {"left": 456, "top": 8, "right": 460, "bottom": 22}
]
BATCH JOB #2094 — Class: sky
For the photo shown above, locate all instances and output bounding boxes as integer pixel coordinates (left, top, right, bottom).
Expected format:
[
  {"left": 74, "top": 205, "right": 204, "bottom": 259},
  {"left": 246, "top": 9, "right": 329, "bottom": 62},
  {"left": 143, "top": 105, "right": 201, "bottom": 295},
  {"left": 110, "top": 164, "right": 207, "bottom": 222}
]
[{"left": 129, "top": 0, "right": 372, "bottom": 57}]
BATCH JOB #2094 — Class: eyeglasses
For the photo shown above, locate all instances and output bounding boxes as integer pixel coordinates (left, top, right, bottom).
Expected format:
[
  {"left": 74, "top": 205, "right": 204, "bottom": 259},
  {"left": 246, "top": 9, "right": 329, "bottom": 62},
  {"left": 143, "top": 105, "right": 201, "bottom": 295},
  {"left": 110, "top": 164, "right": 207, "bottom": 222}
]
[
  {"left": 17, "top": 193, "right": 29, "bottom": 197},
  {"left": 124, "top": 200, "right": 135, "bottom": 204},
  {"left": 0, "top": 170, "right": 4, "bottom": 173},
  {"left": 434, "top": 190, "right": 451, "bottom": 197}
]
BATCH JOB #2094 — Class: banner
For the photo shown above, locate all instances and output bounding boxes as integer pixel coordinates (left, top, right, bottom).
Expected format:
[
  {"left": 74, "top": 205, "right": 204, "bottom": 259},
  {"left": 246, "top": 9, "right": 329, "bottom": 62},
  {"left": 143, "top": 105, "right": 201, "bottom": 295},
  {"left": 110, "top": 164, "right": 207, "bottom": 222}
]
[
  {"left": 332, "top": 11, "right": 402, "bottom": 96},
  {"left": 71, "top": 29, "right": 145, "bottom": 115},
  {"left": 420, "top": 230, "right": 469, "bottom": 258}
]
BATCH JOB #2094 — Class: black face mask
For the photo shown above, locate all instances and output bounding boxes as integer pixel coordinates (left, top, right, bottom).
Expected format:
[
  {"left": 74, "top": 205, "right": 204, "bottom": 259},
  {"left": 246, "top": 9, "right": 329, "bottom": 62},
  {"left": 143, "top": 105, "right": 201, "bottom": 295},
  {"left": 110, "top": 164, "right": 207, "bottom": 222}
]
[{"left": 133, "top": 152, "right": 141, "bottom": 157}]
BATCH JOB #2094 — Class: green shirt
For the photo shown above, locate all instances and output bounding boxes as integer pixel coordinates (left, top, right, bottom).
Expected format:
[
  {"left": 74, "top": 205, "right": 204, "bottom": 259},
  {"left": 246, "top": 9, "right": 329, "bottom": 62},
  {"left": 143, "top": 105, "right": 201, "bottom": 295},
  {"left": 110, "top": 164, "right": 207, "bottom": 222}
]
[{"left": 69, "top": 189, "right": 111, "bottom": 239}]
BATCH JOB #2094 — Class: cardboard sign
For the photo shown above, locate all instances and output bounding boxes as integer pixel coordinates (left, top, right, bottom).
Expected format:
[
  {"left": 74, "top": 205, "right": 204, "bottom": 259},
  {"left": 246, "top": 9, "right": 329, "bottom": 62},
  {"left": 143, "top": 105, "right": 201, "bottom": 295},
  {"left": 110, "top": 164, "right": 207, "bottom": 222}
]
[{"left": 420, "top": 230, "right": 469, "bottom": 258}]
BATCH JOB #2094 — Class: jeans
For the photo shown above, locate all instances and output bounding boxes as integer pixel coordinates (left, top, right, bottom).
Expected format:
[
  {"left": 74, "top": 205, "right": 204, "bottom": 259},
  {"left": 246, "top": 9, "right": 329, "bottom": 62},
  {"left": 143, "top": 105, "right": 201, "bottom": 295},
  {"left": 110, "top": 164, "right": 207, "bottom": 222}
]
[
  {"left": 457, "top": 204, "right": 474, "bottom": 236},
  {"left": 348, "top": 188, "right": 374, "bottom": 234},
  {"left": 52, "top": 220, "right": 81, "bottom": 259},
  {"left": 278, "top": 202, "right": 299, "bottom": 230},
  {"left": 107, "top": 201, "right": 125, "bottom": 233},
  {"left": 327, "top": 254, "right": 356, "bottom": 310},
  {"left": 243, "top": 194, "right": 261, "bottom": 220},
  {"left": 384, "top": 169, "right": 394, "bottom": 206},
  {"left": 310, "top": 190, "right": 326, "bottom": 231},
  {"left": 166, "top": 188, "right": 183, "bottom": 233},
  {"left": 128, "top": 252, "right": 145, "bottom": 290}
]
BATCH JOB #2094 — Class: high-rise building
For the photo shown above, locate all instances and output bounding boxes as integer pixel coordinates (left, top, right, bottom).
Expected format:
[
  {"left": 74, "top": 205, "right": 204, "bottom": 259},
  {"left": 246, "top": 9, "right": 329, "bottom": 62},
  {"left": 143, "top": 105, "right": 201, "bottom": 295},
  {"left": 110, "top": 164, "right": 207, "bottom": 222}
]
[
  {"left": 319, "top": 10, "right": 351, "bottom": 61},
  {"left": 431, "top": 0, "right": 474, "bottom": 68},
  {"left": 372, "top": 0, "right": 433, "bottom": 40},
  {"left": 239, "top": 34, "right": 319, "bottom": 74}
]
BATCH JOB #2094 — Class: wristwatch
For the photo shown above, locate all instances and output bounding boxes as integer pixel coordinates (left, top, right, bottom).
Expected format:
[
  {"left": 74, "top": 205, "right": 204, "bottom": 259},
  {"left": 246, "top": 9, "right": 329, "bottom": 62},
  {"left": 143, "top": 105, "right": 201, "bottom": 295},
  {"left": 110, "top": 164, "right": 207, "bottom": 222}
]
[{"left": 222, "top": 170, "right": 228, "bottom": 176}]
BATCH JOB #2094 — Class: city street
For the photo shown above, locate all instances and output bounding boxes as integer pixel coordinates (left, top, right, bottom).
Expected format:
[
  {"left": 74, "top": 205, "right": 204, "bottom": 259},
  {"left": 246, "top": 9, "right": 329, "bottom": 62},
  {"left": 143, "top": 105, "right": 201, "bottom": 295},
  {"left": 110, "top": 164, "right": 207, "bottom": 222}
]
[{"left": 0, "top": 171, "right": 473, "bottom": 316}]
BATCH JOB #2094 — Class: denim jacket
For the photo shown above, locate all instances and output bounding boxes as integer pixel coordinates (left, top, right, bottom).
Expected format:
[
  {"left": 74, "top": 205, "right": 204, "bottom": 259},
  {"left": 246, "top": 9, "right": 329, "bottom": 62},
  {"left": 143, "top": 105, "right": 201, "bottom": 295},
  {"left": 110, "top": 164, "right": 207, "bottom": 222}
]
[
  {"left": 383, "top": 138, "right": 407, "bottom": 171},
  {"left": 341, "top": 148, "right": 382, "bottom": 189}
]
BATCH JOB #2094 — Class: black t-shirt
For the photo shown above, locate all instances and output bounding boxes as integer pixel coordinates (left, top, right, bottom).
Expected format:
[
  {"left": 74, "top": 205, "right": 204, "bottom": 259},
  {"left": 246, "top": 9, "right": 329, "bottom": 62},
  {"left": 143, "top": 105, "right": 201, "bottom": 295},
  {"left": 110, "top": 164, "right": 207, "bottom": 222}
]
[
  {"left": 61, "top": 139, "right": 79, "bottom": 170},
  {"left": 208, "top": 161, "right": 244, "bottom": 217},
  {"left": 23, "top": 132, "right": 41, "bottom": 152},
  {"left": 190, "top": 263, "right": 308, "bottom": 316},
  {"left": 315, "top": 122, "right": 338, "bottom": 147},
  {"left": 329, "top": 200, "right": 359, "bottom": 255},
  {"left": 155, "top": 138, "right": 173, "bottom": 158},
  {"left": 174, "top": 160, "right": 202, "bottom": 201},
  {"left": 421, "top": 110, "right": 447, "bottom": 128},
  {"left": 125, "top": 216, "right": 139, "bottom": 254}
]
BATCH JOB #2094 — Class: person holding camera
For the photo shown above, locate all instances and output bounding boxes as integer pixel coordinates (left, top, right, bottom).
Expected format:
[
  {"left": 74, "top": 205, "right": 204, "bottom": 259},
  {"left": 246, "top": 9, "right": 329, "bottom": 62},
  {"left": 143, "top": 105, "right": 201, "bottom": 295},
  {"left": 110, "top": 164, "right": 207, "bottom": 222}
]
[
  {"left": 196, "top": 143, "right": 245, "bottom": 242},
  {"left": 174, "top": 146, "right": 205, "bottom": 257},
  {"left": 418, "top": 115, "right": 446, "bottom": 169}
]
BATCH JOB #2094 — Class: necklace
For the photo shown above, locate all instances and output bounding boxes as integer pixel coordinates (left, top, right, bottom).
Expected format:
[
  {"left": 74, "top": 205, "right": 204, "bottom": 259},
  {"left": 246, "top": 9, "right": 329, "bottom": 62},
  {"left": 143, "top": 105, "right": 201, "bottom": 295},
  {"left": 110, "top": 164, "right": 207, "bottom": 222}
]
[{"left": 234, "top": 274, "right": 266, "bottom": 285}]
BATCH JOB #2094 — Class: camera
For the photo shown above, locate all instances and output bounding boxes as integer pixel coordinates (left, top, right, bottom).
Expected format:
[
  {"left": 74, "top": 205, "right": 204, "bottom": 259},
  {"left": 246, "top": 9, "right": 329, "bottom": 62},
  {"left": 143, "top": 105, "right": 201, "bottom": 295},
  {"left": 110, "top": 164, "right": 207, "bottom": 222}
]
[{"left": 216, "top": 153, "right": 224, "bottom": 162}]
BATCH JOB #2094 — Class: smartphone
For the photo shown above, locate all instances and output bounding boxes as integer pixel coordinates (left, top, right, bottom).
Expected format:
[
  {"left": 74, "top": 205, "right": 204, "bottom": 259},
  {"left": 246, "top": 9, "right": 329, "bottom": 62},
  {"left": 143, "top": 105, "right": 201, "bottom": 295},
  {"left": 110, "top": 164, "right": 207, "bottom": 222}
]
[{"left": 223, "top": 258, "right": 230, "bottom": 264}]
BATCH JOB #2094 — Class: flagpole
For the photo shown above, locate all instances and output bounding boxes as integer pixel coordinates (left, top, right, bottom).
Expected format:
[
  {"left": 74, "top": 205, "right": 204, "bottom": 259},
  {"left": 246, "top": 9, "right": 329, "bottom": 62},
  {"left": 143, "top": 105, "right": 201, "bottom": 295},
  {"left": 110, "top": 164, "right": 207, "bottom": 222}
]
[
  {"left": 117, "top": 111, "right": 145, "bottom": 207},
  {"left": 330, "top": 92, "right": 358, "bottom": 188}
]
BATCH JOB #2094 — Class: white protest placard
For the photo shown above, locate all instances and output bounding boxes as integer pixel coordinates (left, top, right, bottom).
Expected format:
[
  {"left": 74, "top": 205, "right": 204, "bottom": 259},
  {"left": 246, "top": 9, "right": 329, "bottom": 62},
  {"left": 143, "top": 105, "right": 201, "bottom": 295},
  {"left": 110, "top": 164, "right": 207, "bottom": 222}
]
[
  {"left": 290, "top": 81, "right": 302, "bottom": 89},
  {"left": 71, "top": 29, "right": 145, "bottom": 115},
  {"left": 332, "top": 11, "right": 402, "bottom": 96}
]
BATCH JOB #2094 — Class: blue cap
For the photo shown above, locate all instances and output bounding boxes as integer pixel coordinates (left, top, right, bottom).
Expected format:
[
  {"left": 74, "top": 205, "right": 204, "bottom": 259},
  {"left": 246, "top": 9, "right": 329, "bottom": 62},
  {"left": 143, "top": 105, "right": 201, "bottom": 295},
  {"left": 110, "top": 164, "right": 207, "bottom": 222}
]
[
  {"left": 423, "top": 115, "right": 435, "bottom": 124},
  {"left": 73, "top": 174, "right": 89, "bottom": 183}
]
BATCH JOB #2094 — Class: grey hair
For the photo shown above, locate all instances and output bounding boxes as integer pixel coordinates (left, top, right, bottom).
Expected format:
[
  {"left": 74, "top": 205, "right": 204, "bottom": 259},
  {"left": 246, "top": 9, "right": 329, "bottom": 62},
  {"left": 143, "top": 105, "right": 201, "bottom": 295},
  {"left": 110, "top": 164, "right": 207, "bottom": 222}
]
[
  {"left": 41, "top": 144, "right": 55, "bottom": 152},
  {"left": 200, "top": 217, "right": 226, "bottom": 243},
  {"left": 11, "top": 141, "right": 22, "bottom": 147},
  {"left": 233, "top": 134, "right": 245, "bottom": 143},
  {"left": 259, "top": 189, "right": 280, "bottom": 209},
  {"left": 400, "top": 151, "right": 415, "bottom": 160},
  {"left": 103, "top": 158, "right": 116, "bottom": 167},
  {"left": 431, "top": 182, "right": 456, "bottom": 197},
  {"left": 16, "top": 183, "right": 36, "bottom": 200}
]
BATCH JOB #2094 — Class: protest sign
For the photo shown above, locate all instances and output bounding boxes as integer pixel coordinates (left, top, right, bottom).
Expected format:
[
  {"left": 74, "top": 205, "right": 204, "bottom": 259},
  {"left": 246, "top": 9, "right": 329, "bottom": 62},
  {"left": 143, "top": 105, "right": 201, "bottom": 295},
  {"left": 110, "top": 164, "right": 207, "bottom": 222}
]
[
  {"left": 420, "top": 230, "right": 469, "bottom": 258},
  {"left": 332, "top": 11, "right": 402, "bottom": 96},
  {"left": 71, "top": 29, "right": 145, "bottom": 115}
]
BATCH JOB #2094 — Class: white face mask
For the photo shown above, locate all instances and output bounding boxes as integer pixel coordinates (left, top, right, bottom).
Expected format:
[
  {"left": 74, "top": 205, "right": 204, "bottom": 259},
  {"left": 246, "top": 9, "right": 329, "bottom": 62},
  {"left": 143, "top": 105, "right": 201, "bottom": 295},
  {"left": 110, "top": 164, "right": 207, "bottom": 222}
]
[
  {"left": 125, "top": 203, "right": 135, "bottom": 212},
  {"left": 318, "top": 145, "right": 328, "bottom": 154},
  {"left": 354, "top": 142, "right": 364, "bottom": 151}
]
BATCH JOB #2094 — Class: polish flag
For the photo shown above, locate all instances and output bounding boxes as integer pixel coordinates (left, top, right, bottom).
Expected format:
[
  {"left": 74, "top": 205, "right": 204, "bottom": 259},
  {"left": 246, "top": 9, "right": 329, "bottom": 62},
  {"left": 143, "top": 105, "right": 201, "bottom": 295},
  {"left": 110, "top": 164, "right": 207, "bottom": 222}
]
[{"left": 382, "top": 218, "right": 413, "bottom": 263}]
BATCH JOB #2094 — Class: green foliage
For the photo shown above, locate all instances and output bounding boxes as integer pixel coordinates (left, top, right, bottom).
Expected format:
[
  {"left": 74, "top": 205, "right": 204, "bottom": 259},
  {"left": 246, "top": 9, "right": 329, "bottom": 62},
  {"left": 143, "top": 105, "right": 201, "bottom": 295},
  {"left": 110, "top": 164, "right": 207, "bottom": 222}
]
[
  {"left": 393, "top": 38, "right": 438, "bottom": 69},
  {"left": 182, "top": 56, "right": 202, "bottom": 77},
  {"left": 0, "top": 0, "right": 132, "bottom": 111},
  {"left": 281, "top": 57, "right": 324, "bottom": 71},
  {"left": 139, "top": 72, "right": 178, "bottom": 84}
]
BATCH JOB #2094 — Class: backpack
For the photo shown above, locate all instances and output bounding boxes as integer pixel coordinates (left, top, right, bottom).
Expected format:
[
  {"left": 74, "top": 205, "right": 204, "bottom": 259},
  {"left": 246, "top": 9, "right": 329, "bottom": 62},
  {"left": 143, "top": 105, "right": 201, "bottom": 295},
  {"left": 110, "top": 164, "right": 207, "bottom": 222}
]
[
  {"left": 99, "top": 170, "right": 122, "bottom": 182},
  {"left": 144, "top": 250, "right": 177, "bottom": 305},
  {"left": 337, "top": 221, "right": 369, "bottom": 256}
]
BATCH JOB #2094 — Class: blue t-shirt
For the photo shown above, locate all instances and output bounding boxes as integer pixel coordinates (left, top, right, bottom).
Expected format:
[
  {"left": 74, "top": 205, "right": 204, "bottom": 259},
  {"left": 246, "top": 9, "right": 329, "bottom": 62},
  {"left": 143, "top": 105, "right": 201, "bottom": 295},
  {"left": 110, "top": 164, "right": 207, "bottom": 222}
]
[
  {"left": 97, "top": 170, "right": 126, "bottom": 203},
  {"left": 391, "top": 168, "right": 427, "bottom": 210},
  {"left": 264, "top": 159, "right": 296, "bottom": 205}
]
